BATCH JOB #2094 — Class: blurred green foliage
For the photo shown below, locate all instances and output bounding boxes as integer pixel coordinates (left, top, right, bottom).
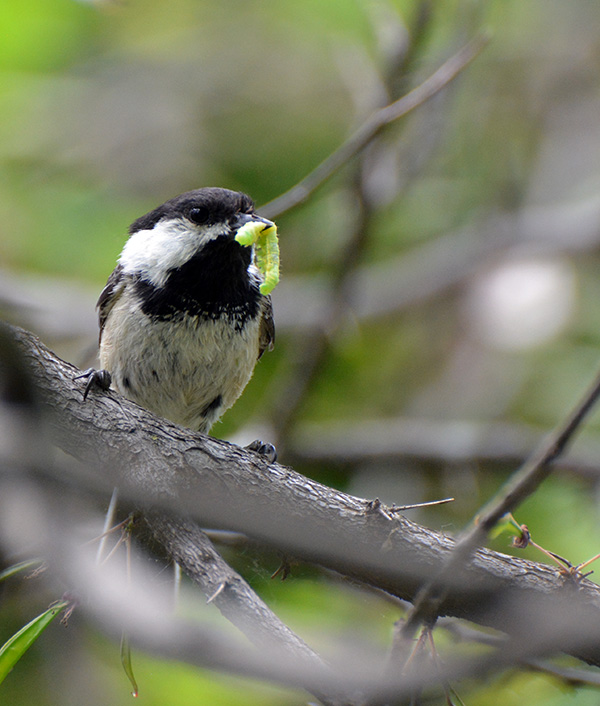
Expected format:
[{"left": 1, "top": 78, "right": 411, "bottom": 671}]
[{"left": 2, "top": 0, "right": 600, "bottom": 704}]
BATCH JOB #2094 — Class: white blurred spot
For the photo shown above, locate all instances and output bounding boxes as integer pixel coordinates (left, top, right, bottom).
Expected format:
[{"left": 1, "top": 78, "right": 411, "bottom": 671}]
[{"left": 465, "top": 257, "right": 577, "bottom": 350}]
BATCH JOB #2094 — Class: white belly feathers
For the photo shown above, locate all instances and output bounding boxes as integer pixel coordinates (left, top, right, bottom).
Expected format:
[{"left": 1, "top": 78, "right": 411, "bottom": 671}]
[{"left": 99, "top": 289, "right": 260, "bottom": 433}]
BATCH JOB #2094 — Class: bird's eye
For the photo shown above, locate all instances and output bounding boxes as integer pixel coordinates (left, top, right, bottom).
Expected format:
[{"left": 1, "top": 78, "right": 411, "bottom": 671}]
[{"left": 188, "top": 207, "right": 210, "bottom": 225}]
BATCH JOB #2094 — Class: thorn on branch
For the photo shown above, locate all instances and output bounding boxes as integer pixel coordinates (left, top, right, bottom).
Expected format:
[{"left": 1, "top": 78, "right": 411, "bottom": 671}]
[
  {"left": 271, "top": 557, "right": 293, "bottom": 581},
  {"left": 364, "top": 498, "right": 394, "bottom": 520},
  {"left": 25, "top": 562, "right": 48, "bottom": 580},
  {"left": 59, "top": 592, "right": 79, "bottom": 627},
  {"left": 206, "top": 581, "right": 227, "bottom": 604}
]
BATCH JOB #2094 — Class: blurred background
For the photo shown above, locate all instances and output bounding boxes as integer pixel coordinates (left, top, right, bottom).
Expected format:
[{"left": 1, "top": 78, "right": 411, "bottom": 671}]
[{"left": 2, "top": 0, "right": 600, "bottom": 704}]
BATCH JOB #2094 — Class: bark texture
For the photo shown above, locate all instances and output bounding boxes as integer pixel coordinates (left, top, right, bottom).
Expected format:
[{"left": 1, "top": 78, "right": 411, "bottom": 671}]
[{"left": 9, "top": 324, "right": 600, "bottom": 667}]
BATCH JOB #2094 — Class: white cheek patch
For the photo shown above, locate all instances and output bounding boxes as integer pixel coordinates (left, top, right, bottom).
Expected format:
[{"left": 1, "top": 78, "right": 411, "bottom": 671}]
[{"left": 119, "top": 218, "right": 228, "bottom": 288}]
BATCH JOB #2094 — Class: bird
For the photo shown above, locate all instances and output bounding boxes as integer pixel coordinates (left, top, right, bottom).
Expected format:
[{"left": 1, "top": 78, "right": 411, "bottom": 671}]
[{"left": 78, "top": 187, "right": 275, "bottom": 450}]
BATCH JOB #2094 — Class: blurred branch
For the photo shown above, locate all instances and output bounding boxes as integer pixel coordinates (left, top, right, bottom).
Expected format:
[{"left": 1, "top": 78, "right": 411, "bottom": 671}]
[
  {"left": 397, "top": 364, "right": 600, "bottom": 657},
  {"left": 9, "top": 323, "right": 600, "bottom": 670},
  {"left": 524, "top": 659, "right": 600, "bottom": 688},
  {"left": 0, "top": 326, "right": 347, "bottom": 706},
  {"left": 23, "top": 512, "right": 361, "bottom": 702},
  {"left": 268, "top": 12, "right": 472, "bottom": 450},
  {"left": 441, "top": 620, "right": 600, "bottom": 688},
  {"left": 4, "top": 486, "right": 590, "bottom": 706},
  {"left": 260, "top": 33, "right": 489, "bottom": 219},
  {"left": 4, "top": 192, "right": 600, "bottom": 349},
  {"left": 0, "top": 268, "right": 98, "bottom": 340},
  {"left": 288, "top": 416, "right": 600, "bottom": 477},
  {"left": 147, "top": 515, "right": 347, "bottom": 706}
]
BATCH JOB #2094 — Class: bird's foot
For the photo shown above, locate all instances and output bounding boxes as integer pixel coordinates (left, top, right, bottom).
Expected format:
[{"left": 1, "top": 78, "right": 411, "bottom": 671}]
[
  {"left": 74, "top": 368, "right": 112, "bottom": 400},
  {"left": 245, "top": 439, "right": 277, "bottom": 463}
]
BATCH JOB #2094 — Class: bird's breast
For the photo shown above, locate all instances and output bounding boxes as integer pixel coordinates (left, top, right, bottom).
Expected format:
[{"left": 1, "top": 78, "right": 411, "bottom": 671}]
[
  {"left": 99, "top": 288, "right": 262, "bottom": 432},
  {"left": 134, "top": 238, "right": 261, "bottom": 328}
]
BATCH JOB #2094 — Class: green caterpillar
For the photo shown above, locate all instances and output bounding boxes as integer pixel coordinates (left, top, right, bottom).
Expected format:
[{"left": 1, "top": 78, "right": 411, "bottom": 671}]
[{"left": 235, "top": 220, "right": 280, "bottom": 296}]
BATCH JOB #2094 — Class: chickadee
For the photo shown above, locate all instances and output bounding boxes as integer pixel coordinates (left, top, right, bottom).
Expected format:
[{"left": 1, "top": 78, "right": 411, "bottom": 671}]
[{"left": 79, "top": 187, "right": 275, "bottom": 444}]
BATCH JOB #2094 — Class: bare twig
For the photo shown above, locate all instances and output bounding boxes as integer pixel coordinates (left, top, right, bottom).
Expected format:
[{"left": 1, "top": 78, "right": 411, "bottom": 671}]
[
  {"left": 260, "top": 33, "right": 489, "bottom": 219},
  {"left": 269, "top": 14, "right": 477, "bottom": 448},
  {"left": 397, "top": 365, "right": 600, "bottom": 653}
]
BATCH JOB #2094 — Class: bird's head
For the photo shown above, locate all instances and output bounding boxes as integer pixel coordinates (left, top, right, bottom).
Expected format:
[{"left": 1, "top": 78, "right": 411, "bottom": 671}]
[{"left": 118, "top": 187, "right": 273, "bottom": 288}]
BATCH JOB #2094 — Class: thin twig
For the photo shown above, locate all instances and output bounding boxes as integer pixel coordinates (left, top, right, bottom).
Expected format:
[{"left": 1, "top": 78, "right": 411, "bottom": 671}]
[
  {"left": 260, "top": 33, "right": 489, "bottom": 219},
  {"left": 269, "top": 12, "right": 469, "bottom": 448},
  {"left": 398, "top": 365, "right": 600, "bottom": 647},
  {"left": 95, "top": 486, "right": 119, "bottom": 562},
  {"left": 388, "top": 498, "right": 455, "bottom": 513}
]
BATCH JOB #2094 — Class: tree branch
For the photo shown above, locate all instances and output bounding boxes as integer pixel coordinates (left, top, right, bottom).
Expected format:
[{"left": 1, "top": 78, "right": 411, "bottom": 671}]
[
  {"left": 7, "top": 322, "right": 600, "bottom": 672},
  {"left": 397, "top": 363, "right": 600, "bottom": 657},
  {"left": 268, "top": 8, "right": 454, "bottom": 450},
  {"left": 146, "top": 514, "right": 348, "bottom": 706},
  {"left": 260, "top": 33, "right": 489, "bottom": 219}
]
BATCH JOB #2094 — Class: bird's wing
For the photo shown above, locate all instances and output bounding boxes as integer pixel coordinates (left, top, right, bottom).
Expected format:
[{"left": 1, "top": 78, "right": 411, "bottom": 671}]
[
  {"left": 97, "top": 264, "right": 126, "bottom": 344},
  {"left": 258, "top": 294, "right": 275, "bottom": 359}
]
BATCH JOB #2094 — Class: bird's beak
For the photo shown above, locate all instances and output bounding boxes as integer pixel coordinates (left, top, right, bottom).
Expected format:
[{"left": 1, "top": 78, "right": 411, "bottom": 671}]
[{"left": 231, "top": 212, "right": 274, "bottom": 234}]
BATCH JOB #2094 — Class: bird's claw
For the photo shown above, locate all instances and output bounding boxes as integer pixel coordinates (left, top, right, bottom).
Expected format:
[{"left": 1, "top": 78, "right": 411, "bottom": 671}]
[
  {"left": 245, "top": 439, "right": 277, "bottom": 463},
  {"left": 74, "top": 368, "right": 112, "bottom": 400}
]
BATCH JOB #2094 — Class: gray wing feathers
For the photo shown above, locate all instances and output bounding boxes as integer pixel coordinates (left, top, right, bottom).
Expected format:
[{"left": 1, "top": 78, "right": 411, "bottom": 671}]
[
  {"left": 258, "top": 295, "right": 275, "bottom": 359},
  {"left": 97, "top": 264, "right": 125, "bottom": 344}
]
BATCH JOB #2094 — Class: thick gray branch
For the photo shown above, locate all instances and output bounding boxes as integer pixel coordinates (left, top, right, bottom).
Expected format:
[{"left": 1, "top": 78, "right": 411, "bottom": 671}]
[
  {"left": 10, "top": 324, "right": 600, "bottom": 667},
  {"left": 146, "top": 515, "right": 349, "bottom": 706}
]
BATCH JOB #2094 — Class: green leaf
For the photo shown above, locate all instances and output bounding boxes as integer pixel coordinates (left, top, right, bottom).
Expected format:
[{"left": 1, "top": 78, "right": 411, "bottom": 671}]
[
  {"left": 0, "top": 559, "right": 42, "bottom": 582},
  {"left": 0, "top": 600, "right": 68, "bottom": 685},
  {"left": 120, "top": 632, "right": 139, "bottom": 698},
  {"left": 489, "top": 514, "right": 522, "bottom": 540}
]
